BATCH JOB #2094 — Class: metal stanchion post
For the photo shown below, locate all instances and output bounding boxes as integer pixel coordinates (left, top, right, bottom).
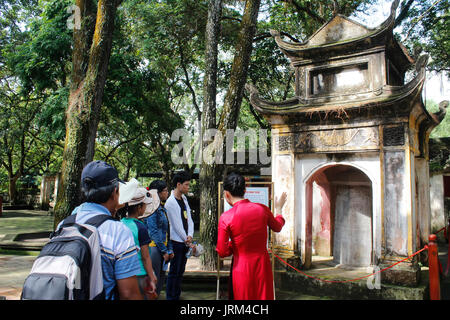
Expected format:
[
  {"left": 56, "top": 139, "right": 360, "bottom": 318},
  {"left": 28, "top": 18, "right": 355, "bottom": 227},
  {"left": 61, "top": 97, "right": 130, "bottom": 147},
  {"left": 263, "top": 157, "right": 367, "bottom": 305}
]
[{"left": 428, "top": 234, "right": 441, "bottom": 300}]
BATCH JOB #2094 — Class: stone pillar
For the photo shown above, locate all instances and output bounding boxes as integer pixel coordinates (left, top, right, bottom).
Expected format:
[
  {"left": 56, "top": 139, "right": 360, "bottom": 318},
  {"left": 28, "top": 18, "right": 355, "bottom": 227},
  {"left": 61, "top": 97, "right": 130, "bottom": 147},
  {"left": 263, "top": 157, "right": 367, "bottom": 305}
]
[
  {"left": 416, "top": 158, "right": 432, "bottom": 245},
  {"left": 271, "top": 129, "right": 302, "bottom": 270},
  {"left": 40, "top": 175, "right": 49, "bottom": 210},
  {"left": 381, "top": 148, "right": 420, "bottom": 286}
]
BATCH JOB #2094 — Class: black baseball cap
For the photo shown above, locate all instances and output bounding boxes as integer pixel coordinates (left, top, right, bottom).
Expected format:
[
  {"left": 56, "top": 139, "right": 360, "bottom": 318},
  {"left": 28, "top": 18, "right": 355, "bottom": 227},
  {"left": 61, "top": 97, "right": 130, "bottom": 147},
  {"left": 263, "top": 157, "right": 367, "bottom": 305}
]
[{"left": 81, "top": 160, "right": 124, "bottom": 189}]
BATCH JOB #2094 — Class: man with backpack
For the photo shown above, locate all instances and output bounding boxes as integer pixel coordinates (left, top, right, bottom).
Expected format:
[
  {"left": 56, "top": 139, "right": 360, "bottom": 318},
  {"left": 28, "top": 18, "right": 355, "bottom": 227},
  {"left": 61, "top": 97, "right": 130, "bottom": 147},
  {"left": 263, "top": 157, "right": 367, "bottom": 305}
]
[{"left": 22, "top": 161, "right": 144, "bottom": 300}]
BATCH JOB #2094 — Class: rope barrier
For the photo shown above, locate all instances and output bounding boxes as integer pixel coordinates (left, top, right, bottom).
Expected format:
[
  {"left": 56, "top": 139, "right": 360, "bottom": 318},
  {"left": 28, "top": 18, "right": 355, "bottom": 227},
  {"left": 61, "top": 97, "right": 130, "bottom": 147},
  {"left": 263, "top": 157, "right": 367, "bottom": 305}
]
[
  {"left": 269, "top": 246, "right": 428, "bottom": 284},
  {"left": 436, "top": 226, "right": 446, "bottom": 234}
]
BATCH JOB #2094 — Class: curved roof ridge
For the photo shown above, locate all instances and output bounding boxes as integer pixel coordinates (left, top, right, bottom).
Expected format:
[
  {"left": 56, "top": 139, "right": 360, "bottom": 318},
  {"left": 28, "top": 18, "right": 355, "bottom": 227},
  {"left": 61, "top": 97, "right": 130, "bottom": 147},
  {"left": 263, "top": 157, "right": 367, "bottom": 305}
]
[{"left": 270, "top": 0, "right": 399, "bottom": 52}]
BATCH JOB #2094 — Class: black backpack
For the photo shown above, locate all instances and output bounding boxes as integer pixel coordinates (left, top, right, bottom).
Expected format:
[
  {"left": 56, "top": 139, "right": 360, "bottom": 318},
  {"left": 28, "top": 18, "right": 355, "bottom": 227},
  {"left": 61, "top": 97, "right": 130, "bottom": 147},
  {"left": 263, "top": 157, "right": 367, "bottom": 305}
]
[{"left": 21, "top": 214, "right": 114, "bottom": 300}]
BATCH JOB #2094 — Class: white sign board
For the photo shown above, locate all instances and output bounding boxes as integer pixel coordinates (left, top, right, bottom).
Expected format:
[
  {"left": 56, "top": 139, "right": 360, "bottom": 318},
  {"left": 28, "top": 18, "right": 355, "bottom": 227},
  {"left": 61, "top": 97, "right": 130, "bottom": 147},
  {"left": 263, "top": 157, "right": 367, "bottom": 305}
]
[{"left": 224, "top": 187, "right": 270, "bottom": 212}]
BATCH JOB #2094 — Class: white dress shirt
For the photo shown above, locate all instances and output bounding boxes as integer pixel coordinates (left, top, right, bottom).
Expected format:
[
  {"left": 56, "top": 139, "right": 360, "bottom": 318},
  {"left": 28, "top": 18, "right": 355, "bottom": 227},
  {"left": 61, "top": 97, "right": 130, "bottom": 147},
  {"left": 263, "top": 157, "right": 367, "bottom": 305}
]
[{"left": 165, "top": 191, "right": 194, "bottom": 243}]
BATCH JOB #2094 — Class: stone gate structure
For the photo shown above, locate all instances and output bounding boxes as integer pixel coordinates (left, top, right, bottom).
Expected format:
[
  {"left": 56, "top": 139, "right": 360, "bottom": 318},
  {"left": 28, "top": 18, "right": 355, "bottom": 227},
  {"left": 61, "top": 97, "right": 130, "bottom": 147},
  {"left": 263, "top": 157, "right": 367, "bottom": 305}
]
[{"left": 247, "top": 0, "right": 448, "bottom": 285}]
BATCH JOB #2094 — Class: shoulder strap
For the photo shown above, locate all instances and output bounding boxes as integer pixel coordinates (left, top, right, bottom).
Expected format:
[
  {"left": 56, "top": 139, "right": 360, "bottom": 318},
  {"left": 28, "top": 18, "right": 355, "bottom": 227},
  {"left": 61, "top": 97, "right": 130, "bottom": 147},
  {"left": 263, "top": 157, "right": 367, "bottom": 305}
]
[
  {"left": 61, "top": 214, "right": 77, "bottom": 227},
  {"left": 51, "top": 214, "right": 90, "bottom": 239},
  {"left": 85, "top": 214, "right": 115, "bottom": 228}
]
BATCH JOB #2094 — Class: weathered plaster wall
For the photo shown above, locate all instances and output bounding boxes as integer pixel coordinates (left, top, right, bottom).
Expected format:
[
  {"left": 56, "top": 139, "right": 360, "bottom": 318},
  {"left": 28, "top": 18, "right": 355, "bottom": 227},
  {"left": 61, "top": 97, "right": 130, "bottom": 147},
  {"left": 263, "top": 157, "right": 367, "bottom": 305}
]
[
  {"left": 430, "top": 174, "right": 445, "bottom": 237},
  {"left": 415, "top": 158, "right": 431, "bottom": 246},
  {"left": 272, "top": 153, "right": 295, "bottom": 253},
  {"left": 312, "top": 180, "right": 332, "bottom": 256},
  {"left": 383, "top": 151, "right": 410, "bottom": 256},
  {"left": 333, "top": 184, "right": 372, "bottom": 267}
]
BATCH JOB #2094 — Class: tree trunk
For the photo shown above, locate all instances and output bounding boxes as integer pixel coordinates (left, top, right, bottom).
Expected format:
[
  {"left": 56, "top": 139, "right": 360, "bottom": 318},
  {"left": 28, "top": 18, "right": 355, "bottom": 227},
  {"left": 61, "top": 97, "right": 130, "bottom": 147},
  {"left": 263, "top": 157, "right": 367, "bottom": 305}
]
[
  {"left": 5, "top": 144, "right": 24, "bottom": 206},
  {"left": 199, "top": 0, "right": 223, "bottom": 271},
  {"left": 218, "top": 0, "right": 260, "bottom": 132},
  {"left": 54, "top": 0, "right": 122, "bottom": 228},
  {"left": 202, "top": 0, "right": 222, "bottom": 132},
  {"left": 199, "top": 0, "right": 261, "bottom": 270},
  {"left": 8, "top": 175, "right": 18, "bottom": 205}
]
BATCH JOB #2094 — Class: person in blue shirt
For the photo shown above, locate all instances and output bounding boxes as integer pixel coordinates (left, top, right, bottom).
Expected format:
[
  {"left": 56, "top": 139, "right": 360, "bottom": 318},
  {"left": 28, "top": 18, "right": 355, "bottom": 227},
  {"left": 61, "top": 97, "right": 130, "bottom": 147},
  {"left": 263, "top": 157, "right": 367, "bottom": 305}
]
[
  {"left": 67, "top": 160, "right": 143, "bottom": 300},
  {"left": 144, "top": 180, "right": 174, "bottom": 297},
  {"left": 120, "top": 187, "right": 159, "bottom": 299}
]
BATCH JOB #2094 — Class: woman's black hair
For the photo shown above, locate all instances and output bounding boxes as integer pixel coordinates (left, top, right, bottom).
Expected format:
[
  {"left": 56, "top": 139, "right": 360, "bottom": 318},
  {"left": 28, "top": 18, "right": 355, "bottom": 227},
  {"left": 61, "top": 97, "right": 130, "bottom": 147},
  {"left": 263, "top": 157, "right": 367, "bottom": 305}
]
[
  {"left": 116, "top": 202, "right": 144, "bottom": 220},
  {"left": 223, "top": 172, "right": 245, "bottom": 197},
  {"left": 127, "top": 203, "right": 143, "bottom": 217},
  {"left": 116, "top": 204, "right": 128, "bottom": 220},
  {"left": 149, "top": 180, "right": 168, "bottom": 193}
]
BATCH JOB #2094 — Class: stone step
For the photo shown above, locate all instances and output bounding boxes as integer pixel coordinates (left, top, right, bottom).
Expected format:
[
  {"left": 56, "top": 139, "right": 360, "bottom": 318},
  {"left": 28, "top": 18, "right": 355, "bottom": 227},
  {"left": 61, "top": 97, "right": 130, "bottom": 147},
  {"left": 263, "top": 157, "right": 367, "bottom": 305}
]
[{"left": 275, "top": 270, "right": 429, "bottom": 300}]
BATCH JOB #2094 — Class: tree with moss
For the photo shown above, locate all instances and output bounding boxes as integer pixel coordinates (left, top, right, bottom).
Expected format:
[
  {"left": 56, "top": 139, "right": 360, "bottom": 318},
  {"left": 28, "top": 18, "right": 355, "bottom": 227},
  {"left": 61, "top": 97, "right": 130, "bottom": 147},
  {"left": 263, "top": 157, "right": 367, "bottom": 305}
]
[{"left": 53, "top": 0, "right": 125, "bottom": 227}]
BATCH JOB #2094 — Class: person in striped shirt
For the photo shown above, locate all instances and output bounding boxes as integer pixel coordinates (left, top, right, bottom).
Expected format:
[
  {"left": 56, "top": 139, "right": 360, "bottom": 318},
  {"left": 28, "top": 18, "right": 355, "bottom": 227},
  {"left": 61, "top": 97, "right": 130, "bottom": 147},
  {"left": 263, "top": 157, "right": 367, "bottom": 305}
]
[{"left": 68, "top": 160, "right": 144, "bottom": 300}]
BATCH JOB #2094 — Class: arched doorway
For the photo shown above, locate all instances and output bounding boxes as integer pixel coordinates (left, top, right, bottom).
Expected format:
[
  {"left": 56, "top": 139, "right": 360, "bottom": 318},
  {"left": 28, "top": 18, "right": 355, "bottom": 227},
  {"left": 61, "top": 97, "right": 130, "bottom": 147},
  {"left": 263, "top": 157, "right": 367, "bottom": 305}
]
[{"left": 305, "top": 164, "right": 373, "bottom": 268}]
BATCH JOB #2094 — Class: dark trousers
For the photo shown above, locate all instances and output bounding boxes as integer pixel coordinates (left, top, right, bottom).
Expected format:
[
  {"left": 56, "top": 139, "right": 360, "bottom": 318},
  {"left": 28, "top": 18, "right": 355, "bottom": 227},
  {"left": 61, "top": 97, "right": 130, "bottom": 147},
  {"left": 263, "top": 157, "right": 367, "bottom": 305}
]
[
  {"left": 150, "top": 246, "right": 166, "bottom": 296},
  {"left": 166, "top": 240, "right": 188, "bottom": 300}
]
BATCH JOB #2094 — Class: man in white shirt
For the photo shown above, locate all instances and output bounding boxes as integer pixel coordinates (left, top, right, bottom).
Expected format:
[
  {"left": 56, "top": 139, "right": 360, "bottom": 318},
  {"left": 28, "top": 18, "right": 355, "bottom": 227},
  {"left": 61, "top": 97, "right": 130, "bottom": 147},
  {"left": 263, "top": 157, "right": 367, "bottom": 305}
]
[{"left": 164, "top": 171, "right": 194, "bottom": 300}]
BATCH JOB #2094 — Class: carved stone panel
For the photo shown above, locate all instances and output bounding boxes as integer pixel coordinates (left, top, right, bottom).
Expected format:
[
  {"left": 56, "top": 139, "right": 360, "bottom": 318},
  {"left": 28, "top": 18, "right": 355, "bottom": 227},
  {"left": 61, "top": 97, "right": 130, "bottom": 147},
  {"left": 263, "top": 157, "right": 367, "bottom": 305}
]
[
  {"left": 383, "top": 125, "right": 405, "bottom": 146},
  {"left": 293, "top": 127, "right": 379, "bottom": 153},
  {"left": 275, "top": 134, "right": 294, "bottom": 152}
]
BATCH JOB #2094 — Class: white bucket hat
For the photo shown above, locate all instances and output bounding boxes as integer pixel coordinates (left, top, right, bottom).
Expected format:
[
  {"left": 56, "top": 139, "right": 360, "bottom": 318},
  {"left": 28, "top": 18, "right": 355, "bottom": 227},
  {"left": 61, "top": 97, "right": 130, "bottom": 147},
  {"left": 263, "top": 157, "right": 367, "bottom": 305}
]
[
  {"left": 118, "top": 178, "right": 140, "bottom": 205},
  {"left": 128, "top": 187, "right": 160, "bottom": 218}
]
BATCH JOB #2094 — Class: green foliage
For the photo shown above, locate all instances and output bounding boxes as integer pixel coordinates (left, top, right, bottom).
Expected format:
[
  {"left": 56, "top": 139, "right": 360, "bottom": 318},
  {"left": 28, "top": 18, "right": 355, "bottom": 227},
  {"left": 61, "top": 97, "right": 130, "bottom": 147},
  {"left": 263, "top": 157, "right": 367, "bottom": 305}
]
[
  {"left": 37, "top": 86, "right": 68, "bottom": 143},
  {"left": 427, "top": 100, "right": 450, "bottom": 139},
  {"left": 395, "top": 0, "right": 450, "bottom": 76},
  {"left": 0, "top": 0, "right": 70, "bottom": 202},
  {"left": 93, "top": 3, "right": 187, "bottom": 178},
  {"left": 5, "top": 0, "right": 73, "bottom": 92}
]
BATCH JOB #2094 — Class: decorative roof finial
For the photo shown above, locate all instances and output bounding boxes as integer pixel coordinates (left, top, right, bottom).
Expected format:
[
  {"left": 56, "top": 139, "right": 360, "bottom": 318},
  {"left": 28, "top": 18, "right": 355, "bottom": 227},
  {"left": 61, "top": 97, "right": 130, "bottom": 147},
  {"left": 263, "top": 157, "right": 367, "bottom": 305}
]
[
  {"left": 269, "top": 29, "right": 281, "bottom": 38},
  {"left": 391, "top": 0, "right": 400, "bottom": 16},
  {"left": 415, "top": 54, "right": 429, "bottom": 73},
  {"left": 434, "top": 100, "right": 449, "bottom": 123}
]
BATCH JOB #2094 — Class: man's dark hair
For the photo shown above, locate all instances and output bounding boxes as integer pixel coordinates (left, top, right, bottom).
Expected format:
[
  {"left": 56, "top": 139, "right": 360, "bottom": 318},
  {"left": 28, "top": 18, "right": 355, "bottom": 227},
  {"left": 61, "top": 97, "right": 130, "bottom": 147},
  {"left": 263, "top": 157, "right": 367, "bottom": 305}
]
[
  {"left": 82, "top": 181, "right": 118, "bottom": 204},
  {"left": 149, "top": 180, "right": 168, "bottom": 193},
  {"left": 223, "top": 172, "right": 245, "bottom": 197},
  {"left": 172, "top": 171, "right": 191, "bottom": 187}
]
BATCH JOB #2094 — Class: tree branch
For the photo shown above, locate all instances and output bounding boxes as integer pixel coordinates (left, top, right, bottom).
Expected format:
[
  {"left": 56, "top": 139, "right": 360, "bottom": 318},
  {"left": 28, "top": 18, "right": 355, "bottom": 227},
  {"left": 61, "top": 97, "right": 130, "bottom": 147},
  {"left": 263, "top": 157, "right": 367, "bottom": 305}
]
[
  {"left": 395, "top": 0, "right": 415, "bottom": 27},
  {"left": 25, "top": 146, "right": 55, "bottom": 173},
  {"left": 221, "top": 16, "right": 242, "bottom": 23},
  {"left": 403, "top": 0, "right": 445, "bottom": 40},
  {"left": 178, "top": 40, "right": 202, "bottom": 121},
  {"left": 283, "top": 71, "right": 294, "bottom": 101},
  {"left": 253, "top": 31, "right": 300, "bottom": 43},
  {"left": 243, "top": 95, "right": 268, "bottom": 130},
  {"left": 104, "top": 134, "right": 141, "bottom": 162},
  {"left": 279, "top": 0, "right": 326, "bottom": 24}
]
